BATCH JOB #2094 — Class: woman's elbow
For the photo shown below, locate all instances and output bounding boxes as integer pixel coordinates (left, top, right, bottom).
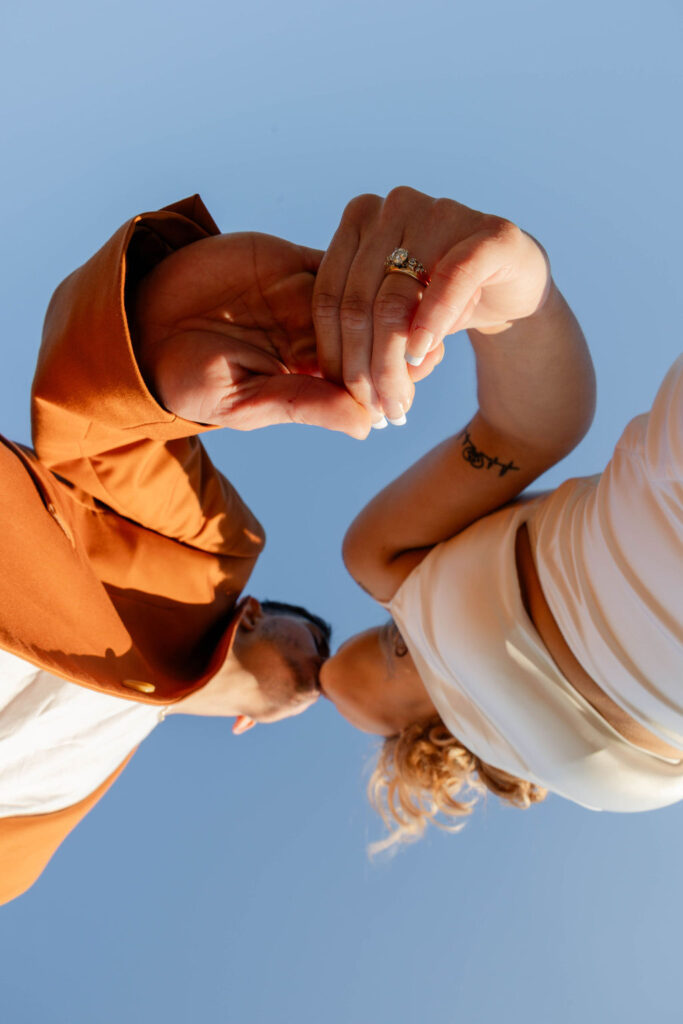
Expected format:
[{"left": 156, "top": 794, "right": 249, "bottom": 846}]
[{"left": 341, "top": 527, "right": 365, "bottom": 582}]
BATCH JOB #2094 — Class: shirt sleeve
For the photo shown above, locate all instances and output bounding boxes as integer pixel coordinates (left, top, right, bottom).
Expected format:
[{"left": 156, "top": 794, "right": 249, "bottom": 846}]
[{"left": 30, "top": 196, "right": 265, "bottom": 560}]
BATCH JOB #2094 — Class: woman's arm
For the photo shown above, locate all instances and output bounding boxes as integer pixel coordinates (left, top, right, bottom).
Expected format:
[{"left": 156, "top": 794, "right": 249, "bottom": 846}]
[{"left": 342, "top": 278, "right": 596, "bottom": 602}]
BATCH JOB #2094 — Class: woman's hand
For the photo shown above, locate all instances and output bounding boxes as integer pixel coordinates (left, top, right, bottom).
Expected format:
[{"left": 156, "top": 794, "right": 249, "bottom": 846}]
[
  {"left": 312, "top": 187, "right": 551, "bottom": 425},
  {"left": 133, "top": 232, "right": 372, "bottom": 439}
]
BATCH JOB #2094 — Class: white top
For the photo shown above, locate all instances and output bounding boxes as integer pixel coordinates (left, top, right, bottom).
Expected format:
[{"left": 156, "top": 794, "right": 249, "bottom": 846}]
[
  {"left": 0, "top": 648, "right": 163, "bottom": 817},
  {"left": 386, "top": 355, "right": 683, "bottom": 812},
  {"left": 528, "top": 355, "right": 683, "bottom": 749}
]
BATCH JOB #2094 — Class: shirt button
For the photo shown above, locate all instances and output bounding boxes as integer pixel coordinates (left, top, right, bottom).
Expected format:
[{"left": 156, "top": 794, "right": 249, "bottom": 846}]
[{"left": 122, "top": 679, "right": 156, "bottom": 694}]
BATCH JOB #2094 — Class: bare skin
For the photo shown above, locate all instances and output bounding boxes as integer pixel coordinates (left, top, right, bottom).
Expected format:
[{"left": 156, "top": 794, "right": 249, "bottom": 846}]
[
  {"left": 319, "top": 623, "right": 436, "bottom": 736},
  {"left": 131, "top": 204, "right": 444, "bottom": 733},
  {"left": 320, "top": 187, "right": 681, "bottom": 764},
  {"left": 134, "top": 230, "right": 438, "bottom": 436},
  {"left": 134, "top": 186, "right": 676, "bottom": 761},
  {"left": 132, "top": 233, "right": 378, "bottom": 730},
  {"left": 322, "top": 525, "right": 683, "bottom": 760},
  {"left": 165, "top": 599, "right": 325, "bottom": 732},
  {"left": 134, "top": 231, "right": 372, "bottom": 436}
]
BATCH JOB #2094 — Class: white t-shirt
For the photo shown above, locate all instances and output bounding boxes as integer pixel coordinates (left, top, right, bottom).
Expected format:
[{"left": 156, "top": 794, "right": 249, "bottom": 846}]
[{"left": 0, "top": 648, "right": 163, "bottom": 817}]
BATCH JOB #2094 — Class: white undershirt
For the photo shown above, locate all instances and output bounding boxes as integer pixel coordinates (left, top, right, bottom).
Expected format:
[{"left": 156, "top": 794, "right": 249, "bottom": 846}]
[{"left": 0, "top": 648, "right": 164, "bottom": 817}]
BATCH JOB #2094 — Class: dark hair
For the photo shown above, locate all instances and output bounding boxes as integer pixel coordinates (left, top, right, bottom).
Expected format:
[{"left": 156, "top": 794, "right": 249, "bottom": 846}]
[{"left": 260, "top": 600, "right": 332, "bottom": 659}]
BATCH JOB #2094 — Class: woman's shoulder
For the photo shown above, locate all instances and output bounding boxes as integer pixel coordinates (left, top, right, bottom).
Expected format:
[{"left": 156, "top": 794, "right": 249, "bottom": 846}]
[{"left": 381, "top": 491, "right": 553, "bottom": 609}]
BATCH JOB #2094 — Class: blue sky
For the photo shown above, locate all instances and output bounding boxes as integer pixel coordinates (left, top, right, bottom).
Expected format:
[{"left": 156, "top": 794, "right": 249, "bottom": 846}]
[{"left": 0, "top": 1, "right": 681, "bottom": 1021}]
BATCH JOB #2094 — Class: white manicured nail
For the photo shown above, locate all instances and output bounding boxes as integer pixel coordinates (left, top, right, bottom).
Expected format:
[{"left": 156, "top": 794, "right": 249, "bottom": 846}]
[
  {"left": 405, "top": 353, "right": 425, "bottom": 367},
  {"left": 371, "top": 416, "right": 388, "bottom": 430},
  {"left": 387, "top": 413, "right": 407, "bottom": 426}
]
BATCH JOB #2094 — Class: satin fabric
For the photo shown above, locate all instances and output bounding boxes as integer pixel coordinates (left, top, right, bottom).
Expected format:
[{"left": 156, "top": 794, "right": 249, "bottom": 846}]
[{"left": 387, "top": 357, "right": 683, "bottom": 811}]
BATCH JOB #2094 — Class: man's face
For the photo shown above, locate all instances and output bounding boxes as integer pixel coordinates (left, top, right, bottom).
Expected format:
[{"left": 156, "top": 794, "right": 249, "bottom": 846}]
[{"left": 236, "top": 604, "right": 329, "bottom": 724}]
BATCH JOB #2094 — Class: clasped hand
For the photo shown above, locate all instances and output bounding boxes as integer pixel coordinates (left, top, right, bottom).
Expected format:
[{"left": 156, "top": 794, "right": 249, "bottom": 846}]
[{"left": 135, "top": 188, "right": 551, "bottom": 436}]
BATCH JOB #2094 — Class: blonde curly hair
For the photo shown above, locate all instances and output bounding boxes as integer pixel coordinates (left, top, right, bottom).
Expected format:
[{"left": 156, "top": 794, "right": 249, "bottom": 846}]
[{"left": 368, "top": 714, "right": 546, "bottom": 854}]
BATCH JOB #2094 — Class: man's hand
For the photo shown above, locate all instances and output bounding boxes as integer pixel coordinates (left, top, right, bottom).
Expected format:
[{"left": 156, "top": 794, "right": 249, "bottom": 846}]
[{"left": 133, "top": 232, "right": 372, "bottom": 439}]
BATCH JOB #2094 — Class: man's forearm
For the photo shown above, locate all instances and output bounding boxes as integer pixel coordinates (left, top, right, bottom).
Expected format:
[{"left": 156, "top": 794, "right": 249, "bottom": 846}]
[
  {"left": 32, "top": 198, "right": 264, "bottom": 555},
  {"left": 469, "top": 281, "right": 596, "bottom": 458}
]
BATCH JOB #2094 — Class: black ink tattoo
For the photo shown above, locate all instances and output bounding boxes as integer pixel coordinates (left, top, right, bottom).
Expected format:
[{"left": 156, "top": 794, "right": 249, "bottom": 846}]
[{"left": 458, "top": 429, "right": 520, "bottom": 478}]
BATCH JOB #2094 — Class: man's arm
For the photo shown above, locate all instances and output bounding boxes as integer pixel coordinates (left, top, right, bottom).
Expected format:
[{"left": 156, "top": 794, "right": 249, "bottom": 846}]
[{"left": 31, "top": 197, "right": 265, "bottom": 557}]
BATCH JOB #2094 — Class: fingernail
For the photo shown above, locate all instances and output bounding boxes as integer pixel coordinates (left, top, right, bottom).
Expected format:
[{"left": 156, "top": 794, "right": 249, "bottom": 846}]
[
  {"left": 384, "top": 399, "right": 407, "bottom": 426},
  {"left": 408, "top": 328, "right": 434, "bottom": 364},
  {"left": 371, "top": 416, "right": 388, "bottom": 430}
]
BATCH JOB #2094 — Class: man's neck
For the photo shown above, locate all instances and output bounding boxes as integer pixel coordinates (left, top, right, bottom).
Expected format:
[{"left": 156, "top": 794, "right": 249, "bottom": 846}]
[{"left": 165, "top": 646, "right": 256, "bottom": 718}]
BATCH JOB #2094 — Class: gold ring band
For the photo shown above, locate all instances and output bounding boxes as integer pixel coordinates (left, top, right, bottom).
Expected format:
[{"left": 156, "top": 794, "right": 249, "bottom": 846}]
[
  {"left": 385, "top": 265, "right": 429, "bottom": 286},
  {"left": 384, "top": 248, "right": 430, "bottom": 287}
]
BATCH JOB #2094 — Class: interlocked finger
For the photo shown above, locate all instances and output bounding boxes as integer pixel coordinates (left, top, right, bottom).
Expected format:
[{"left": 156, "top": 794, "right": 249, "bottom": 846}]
[
  {"left": 361, "top": 229, "right": 443, "bottom": 422},
  {"left": 312, "top": 226, "right": 360, "bottom": 387},
  {"left": 314, "top": 188, "right": 464, "bottom": 426},
  {"left": 367, "top": 274, "right": 425, "bottom": 422},
  {"left": 336, "top": 236, "right": 413, "bottom": 422},
  {"left": 312, "top": 193, "right": 383, "bottom": 390}
]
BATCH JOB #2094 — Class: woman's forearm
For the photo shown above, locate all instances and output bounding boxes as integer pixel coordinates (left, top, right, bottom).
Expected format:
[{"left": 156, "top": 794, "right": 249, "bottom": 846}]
[
  {"left": 339, "top": 201, "right": 597, "bottom": 599},
  {"left": 469, "top": 280, "right": 596, "bottom": 458},
  {"left": 342, "top": 281, "right": 596, "bottom": 600}
]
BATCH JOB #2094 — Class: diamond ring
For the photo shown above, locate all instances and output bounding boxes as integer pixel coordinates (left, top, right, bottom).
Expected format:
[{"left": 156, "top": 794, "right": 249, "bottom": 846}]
[{"left": 384, "top": 248, "right": 430, "bottom": 287}]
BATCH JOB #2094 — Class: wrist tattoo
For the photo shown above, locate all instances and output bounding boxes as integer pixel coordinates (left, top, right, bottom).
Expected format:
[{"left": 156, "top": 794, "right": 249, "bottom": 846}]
[{"left": 458, "top": 429, "right": 520, "bottom": 478}]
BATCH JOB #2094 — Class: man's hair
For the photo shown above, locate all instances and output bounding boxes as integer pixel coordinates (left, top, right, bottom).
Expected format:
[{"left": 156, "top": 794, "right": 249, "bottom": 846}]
[{"left": 260, "top": 600, "right": 332, "bottom": 659}]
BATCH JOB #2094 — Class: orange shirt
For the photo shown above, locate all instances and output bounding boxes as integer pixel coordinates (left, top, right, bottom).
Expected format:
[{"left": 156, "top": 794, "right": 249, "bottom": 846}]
[{"left": 0, "top": 196, "right": 264, "bottom": 904}]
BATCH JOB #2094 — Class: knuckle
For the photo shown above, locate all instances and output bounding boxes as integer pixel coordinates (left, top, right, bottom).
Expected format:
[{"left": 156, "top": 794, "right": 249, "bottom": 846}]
[
  {"left": 340, "top": 294, "right": 372, "bottom": 331},
  {"left": 433, "top": 261, "right": 469, "bottom": 290},
  {"left": 344, "top": 192, "right": 381, "bottom": 222},
  {"left": 385, "top": 185, "right": 421, "bottom": 209},
  {"left": 312, "top": 291, "right": 340, "bottom": 323},
  {"left": 432, "top": 195, "right": 457, "bottom": 219},
  {"left": 373, "top": 291, "right": 414, "bottom": 327},
  {"left": 485, "top": 215, "right": 521, "bottom": 245},
  {"left": 343, "top": 371, "right": 370, "bottom": 391}
]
